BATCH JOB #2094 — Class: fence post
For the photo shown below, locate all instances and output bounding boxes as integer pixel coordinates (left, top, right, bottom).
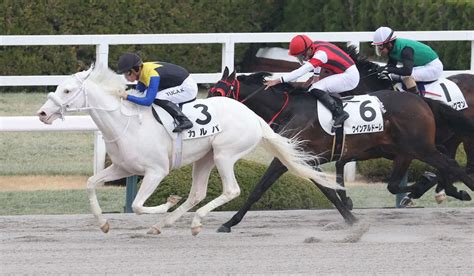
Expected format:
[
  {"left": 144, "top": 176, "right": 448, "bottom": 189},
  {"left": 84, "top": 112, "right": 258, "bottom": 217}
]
[
  {"left": 222, "top": 37, "right": 235, "bottom": 72},
  {"left": 344, "top": 162, "right": 356, "bottom": 182},
  {"left": 471, "top": 40, "right": 474, "bottom": 71},
  {"left": 96, "top": 43, "right": 109, "bottom": 68},
  {"left": 125, "top": 175, "right": 138, "bottom": 213},
  {"left": 93, "top": 131, "right": 106, "bottom": 174}
]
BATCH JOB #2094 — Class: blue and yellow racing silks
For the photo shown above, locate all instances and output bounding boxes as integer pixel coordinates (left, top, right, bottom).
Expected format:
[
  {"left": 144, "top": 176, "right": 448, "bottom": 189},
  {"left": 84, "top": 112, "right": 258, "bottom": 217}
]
[{"left": 126, "top": 62, "right": 190, "bottom": 106}]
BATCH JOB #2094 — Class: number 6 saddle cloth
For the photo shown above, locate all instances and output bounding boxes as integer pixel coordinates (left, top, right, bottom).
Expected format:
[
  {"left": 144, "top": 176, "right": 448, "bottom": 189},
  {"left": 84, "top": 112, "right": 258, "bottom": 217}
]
[{"left": 317, "top": 95, "right": 386, "bottom": 136}]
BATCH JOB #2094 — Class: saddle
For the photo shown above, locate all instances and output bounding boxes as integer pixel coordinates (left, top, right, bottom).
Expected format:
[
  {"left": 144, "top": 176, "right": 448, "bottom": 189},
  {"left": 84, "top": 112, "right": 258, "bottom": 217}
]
[{"left": 394, "top": 78, "right": 468, "bottom": 111}]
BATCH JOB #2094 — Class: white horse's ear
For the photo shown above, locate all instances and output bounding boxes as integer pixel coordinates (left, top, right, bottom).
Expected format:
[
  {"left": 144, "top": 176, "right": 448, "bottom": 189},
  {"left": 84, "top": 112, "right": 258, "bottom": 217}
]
[
  {"left": 89, "top": 63, "right": 95, "bottom": 71},
  {"left": 222, "top": 67, "right": 229, "bottom": 79}
]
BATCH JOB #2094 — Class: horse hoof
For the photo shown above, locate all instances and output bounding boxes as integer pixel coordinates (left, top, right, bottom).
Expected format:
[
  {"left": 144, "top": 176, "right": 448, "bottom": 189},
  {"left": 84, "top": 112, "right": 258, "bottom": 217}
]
[
  {"left": 435, "top": 190, "right": 446, "bottom": 204},
  {"left": 100, "top": 221, "right": 110, "bottom": 233},
  {"left": 460, "top": 190, "right": 472, "bottom": 201},
  {"left": 191, "top": 226, "right": 202, "bottom": 236},
  {"left": 147, "top": 226, "right": 161, "bottom": 235},
  {"left": 400, "top": 196, "right": 415, "bottom": 207},
  {"left": 167, "top": 195, "right": 182, "bottom": 205},
  {"left": 217, "top": 225, "right": 231, "bottom": 233},
  {"left": 343, "top": 197, "right": 353, "bottom": 210}
]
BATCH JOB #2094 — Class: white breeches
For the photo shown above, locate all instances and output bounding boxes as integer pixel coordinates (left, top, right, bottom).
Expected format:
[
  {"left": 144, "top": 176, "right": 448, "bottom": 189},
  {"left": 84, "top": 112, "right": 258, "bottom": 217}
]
[
  {"left": 411, "top": 58, "right": 443, "bottom": 82},
  {"left": 311, "top": 65, "right": 360, "bottom": 94},
  {"left": 157, "top": 76, "right": 198, "bottom": 103}
]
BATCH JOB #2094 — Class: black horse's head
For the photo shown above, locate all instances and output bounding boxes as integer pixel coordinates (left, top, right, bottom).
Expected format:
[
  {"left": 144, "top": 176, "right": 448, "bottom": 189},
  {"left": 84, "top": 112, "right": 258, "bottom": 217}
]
[
  {"left": 208, "top": 66, "right": 300, "bottom": 101},
  {"left": 208, "top": 67, "right": 274, "bottom": 102},
  {"left": 343, "top": 45, "right": 392, "bottom": 94},
  {"left": 208, "top": 67, "right": 236, "bottom": 98}
]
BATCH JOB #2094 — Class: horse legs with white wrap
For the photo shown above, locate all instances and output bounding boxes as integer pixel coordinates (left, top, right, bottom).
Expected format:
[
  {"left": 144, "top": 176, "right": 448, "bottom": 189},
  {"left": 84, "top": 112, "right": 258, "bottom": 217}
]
[
  {"left": 86, "top": 164, "right": 131, "bottom": 233},
  {"left": 148, "top": 151, "right": 215, "bottom": 235}
]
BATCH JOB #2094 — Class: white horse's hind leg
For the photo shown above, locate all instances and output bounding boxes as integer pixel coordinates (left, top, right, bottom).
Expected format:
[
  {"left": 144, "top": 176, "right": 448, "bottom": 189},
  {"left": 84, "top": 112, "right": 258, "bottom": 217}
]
[
  {"left": 86, "top": 164, "right": 131, "bottom": 233},
  {"left": 191, "top": 157, "right": 240, "bottom": 235},
  {"left": 148, "top": 152, "right": 215, "bottom": 235},
  {"left": 131, "top": 170, "right": 170, "bottom": 214}
]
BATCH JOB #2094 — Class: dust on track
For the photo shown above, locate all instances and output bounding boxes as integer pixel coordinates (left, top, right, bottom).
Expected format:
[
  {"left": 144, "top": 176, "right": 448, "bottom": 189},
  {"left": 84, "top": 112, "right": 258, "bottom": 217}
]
[{"left": 1, "top": 208, "right": 472, "bottom": 274}]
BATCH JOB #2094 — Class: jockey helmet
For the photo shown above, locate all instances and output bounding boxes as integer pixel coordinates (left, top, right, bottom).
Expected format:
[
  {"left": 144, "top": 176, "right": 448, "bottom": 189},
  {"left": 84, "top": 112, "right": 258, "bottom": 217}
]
[
  {"left": 289, "top": 35, "right": 313, "bottom": 56},
  {"left": 372, "top": 26, "right": 397, "bottom": 46},
  {"left": 117, "top": 53, "right": 142, "bottom": 74}
]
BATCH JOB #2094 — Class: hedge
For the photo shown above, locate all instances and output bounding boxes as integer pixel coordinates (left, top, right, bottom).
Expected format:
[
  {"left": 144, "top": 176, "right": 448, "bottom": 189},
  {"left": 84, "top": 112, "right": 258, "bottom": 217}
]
[
  {"left": 278, "top": 0, "right": 474, "bottom": 70},
  {"left": 3, "top": 0, "right": 471, "bottom": 91},
  {"left": 2, "top": 0, "right": 282, "bottom": 91},
  {"left": 143, "top": 159, "right": 332, "bottom": 211}
]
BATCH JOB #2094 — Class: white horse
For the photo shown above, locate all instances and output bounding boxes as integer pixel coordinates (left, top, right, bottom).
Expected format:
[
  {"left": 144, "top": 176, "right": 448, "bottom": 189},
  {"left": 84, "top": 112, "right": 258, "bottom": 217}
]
[{"left": 37, "top": 65, "right": 339, "bottom": 235}]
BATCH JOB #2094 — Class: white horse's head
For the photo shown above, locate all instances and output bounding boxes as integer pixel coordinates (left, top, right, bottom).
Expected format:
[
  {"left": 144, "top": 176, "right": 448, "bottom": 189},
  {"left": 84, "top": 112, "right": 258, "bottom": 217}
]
[{"left": 37, "top": 65, "right": 126, "bottom": 124}]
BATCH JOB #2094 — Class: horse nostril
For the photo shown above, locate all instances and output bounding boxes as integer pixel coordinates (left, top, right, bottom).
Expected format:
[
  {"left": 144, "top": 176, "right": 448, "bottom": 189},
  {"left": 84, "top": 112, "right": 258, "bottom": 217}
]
[{"left": 38, "top": 111, "right": 46, "bottom": 117}]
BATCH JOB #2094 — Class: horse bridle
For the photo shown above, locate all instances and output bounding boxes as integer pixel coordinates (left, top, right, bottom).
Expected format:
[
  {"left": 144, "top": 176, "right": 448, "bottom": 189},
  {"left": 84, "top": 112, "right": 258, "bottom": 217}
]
[
  {"left": 209, "top": 79, "right": 241, "bottom": 101},
  {"left": 46, "top": 71, "right": 139, "bottom": 143},
  {"left": 210, "top": 78, "right": 268, "bottom": 103},
  {"left": 209, "top": 78, "right": 290, "bottom": 126}
]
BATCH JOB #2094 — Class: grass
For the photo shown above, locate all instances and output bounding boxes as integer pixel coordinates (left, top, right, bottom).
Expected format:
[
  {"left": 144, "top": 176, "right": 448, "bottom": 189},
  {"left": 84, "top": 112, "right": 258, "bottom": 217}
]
[
  {"left": 0, "top": 183, "right": 472, "bottom": 216},
  {"left": 0, "top": 187, "right": 125, "bottom": 216}
]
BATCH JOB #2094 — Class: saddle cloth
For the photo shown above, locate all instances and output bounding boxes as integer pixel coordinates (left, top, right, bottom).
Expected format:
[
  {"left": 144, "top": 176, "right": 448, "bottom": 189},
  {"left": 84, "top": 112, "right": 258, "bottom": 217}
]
[
  {"left": 152, "top": 99, "right": 222, "bottom": 140},
  {"left": 317, "top": 95, "right": 385, "bottom": 135},
  {"left": 395, "top": 78, "right": 468, "bottom": 111}
]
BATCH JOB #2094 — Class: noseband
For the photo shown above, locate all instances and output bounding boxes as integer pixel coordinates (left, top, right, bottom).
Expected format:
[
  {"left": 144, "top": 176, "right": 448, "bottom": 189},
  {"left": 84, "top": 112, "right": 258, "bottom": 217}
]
[
  {"left": 47, "top": 74, "right": 89, "bottom": 119},
  {"left": 210, "top": 79, "right": 266, "bottom": 104},
  {"left": 210, "top": 79, "right": 241, "bottom": 101}
]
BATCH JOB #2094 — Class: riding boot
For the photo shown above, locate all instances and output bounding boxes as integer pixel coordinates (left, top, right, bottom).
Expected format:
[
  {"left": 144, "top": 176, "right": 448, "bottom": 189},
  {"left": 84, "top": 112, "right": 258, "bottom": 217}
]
[
  {"left": 402, "top": 76, "right": 420, "bottom": 96},
  {"left": 155, "top": 99, "right": 193, "bottom": 132},
  {"left": 309, "top": 89, "right": 349, "bottom": 128}
]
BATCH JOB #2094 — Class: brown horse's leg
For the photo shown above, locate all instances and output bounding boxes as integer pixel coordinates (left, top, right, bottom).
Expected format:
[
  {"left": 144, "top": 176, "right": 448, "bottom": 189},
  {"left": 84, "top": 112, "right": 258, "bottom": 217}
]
[
  {"left": 416, "top": 147, "right": 474, "bottom": 191},
  {"left": 463, "top": 138, "right": 474, "bottom": 175},
  {"left": 386, "top": 157, "right": 414, "bottom": 194}
]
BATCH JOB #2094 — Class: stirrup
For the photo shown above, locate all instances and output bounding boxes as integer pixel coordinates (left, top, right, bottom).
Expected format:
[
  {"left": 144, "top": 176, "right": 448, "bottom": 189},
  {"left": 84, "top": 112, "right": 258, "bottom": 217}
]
[
  {"left": 173, "top": 121, "right": 193, "bottom": 132},
  {"left": 333, "top": 112, "right": 349, "bottom": 128}
]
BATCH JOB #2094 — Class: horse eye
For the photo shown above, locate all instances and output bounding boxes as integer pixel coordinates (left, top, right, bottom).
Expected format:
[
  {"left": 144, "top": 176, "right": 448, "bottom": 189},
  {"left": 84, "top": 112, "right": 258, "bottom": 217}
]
[{"left": 64, "top": 89, "right": 70, "bottom": 94}]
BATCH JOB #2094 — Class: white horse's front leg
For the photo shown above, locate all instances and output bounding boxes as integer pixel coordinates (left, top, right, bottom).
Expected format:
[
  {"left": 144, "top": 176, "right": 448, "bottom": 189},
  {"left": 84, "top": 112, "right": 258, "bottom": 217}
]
[
  {"left": 86, "top": 164, "right": 131, "bottom": 233},
  {"left": 130, "top": 170, "right": 169, "bottom": 215},
  {"left": 148, "top": 152, "right": 215, "bottom": 235}
]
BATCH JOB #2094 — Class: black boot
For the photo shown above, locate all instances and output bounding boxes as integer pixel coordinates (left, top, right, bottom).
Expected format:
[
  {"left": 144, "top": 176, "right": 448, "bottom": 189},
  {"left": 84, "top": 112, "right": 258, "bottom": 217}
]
[
  {"left": 309, "top": 89, "right": 349, "bottom": 128},
  {"left": 406, "top": 85, "right": 420, "bottom": 96},
  {"left": 155, "top": 99, "right": 193, "bottom": 132}
]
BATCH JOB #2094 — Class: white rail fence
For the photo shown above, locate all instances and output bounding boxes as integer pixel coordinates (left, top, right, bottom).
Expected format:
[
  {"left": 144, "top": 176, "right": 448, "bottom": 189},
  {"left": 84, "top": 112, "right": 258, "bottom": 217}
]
[{"left": 2, "top": 31, "right": 474, "bottom": 180}]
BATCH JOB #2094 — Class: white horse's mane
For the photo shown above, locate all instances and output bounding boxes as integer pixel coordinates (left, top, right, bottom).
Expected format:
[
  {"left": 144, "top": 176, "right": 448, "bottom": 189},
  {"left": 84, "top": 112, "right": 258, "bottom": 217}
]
[{"left": 86, "top": 65, "right": 127, "bottom": 95}]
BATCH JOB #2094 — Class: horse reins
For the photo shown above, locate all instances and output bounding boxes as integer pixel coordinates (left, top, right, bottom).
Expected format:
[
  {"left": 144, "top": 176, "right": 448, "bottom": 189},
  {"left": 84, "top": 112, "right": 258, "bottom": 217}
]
[
  {"left": 47, "top": 72, "right": 140, "bottom": 143},
  {"left": 212, "top": 79, "right": 289, "bottom": 126}
]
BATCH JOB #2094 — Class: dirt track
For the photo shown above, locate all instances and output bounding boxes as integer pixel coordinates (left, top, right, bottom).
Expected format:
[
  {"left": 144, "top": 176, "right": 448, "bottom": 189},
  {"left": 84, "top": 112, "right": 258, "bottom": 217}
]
[{"left": 1, "top": 208, "right": 473, "bottom": 274}]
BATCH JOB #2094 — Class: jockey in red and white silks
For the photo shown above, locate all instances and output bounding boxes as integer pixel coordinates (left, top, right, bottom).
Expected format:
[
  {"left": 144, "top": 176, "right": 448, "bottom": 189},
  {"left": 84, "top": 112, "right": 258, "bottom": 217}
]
[
  {"left": 282, "top": 41, "right": 360, "bottom": 93},
  {"left": 265, "top": 35, "right": 360, "bottom": 129}
]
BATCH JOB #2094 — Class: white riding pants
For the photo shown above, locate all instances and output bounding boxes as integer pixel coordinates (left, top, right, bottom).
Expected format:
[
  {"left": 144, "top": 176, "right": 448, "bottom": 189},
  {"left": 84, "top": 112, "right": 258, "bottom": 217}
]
[
  {"left": 411, "top": 58, "right": 443, "bottom": 82},
  {"left": 311, "top": 65, "right": 360, "bottom": 94},
  {"left": 157, "top": 76, "right": 198, "bottom": 103}
]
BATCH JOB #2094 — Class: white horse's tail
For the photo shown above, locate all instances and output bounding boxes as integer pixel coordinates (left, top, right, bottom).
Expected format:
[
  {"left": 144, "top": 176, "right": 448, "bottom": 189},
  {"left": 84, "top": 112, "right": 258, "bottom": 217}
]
[{"left": 257, "top": 117, "right": 342, "bottom": 190}]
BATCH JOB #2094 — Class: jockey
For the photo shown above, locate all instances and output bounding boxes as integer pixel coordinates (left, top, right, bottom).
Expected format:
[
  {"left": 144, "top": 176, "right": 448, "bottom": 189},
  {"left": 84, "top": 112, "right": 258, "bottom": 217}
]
[
  {"left": 264, "top": 35, "right": 360, "bottom": 129},
  {"left": 117, "top": 52, "right": 196, "bottom": 132},
  {"left": 372, "top": 26, "right": 443, "bottom": 95}
]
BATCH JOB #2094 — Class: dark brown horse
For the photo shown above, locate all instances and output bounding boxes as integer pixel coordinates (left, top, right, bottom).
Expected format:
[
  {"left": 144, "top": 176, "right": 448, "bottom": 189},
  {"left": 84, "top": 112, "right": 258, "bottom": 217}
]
[
  {"left": 208, "top": 67, "right": 474, "bottom": 233},
  {"left": 343, "top": 45, "right": 474, "bottom": 201}
]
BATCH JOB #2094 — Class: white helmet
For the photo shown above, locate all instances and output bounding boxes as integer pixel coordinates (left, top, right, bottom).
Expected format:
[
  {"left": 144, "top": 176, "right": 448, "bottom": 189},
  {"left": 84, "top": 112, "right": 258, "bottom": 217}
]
[{"left": 372, "top": 26, "right": 397, "bottom": 45}]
